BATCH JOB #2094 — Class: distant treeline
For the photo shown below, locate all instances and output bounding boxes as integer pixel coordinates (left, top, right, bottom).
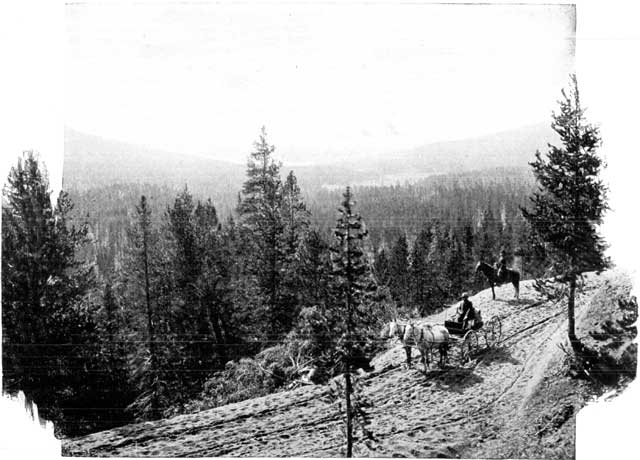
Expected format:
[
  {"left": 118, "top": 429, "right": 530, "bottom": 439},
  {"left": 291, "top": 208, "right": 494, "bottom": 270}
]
[{"left": 68, "top": 166, "right": 541, "bottom": 277}]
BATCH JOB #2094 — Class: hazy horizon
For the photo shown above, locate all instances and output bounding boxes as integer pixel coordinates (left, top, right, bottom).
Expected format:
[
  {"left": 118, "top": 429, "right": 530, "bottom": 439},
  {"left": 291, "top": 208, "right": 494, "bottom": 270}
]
[
  {"left": 66, "top": 3, "right": 575, "bottom": 164},
  {"left": 64, "top": 119, "right": 554, "bottom": 168}
]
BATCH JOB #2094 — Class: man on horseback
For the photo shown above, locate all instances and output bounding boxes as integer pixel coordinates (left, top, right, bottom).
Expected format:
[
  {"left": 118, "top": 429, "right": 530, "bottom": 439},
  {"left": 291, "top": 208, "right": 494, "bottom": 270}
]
[
  {"left": 476, "top": 254, "right": 520, "bottom": 301},
  {"left": 495, "top": 249, "right": 508, "bottom": 282}
]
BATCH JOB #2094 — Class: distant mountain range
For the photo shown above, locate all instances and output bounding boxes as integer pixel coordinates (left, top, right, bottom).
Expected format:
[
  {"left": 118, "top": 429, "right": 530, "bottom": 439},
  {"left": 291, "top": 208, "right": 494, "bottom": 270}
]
[
  {"left": 64, "top": 123, "right": 558, "bottom": 196},
  {"left": 63, "top": 128, "right": 245, "bottom": 191}
]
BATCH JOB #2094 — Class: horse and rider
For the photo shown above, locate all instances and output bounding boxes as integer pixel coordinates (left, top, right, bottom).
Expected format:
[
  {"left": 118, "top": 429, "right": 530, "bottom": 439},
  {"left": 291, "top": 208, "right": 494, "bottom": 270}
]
[
  {"left": 475, "top": 249, "right": 520, "bottom": 300},
  {"left": 495, "top": 249, "right": 508, "bottom": 283}
]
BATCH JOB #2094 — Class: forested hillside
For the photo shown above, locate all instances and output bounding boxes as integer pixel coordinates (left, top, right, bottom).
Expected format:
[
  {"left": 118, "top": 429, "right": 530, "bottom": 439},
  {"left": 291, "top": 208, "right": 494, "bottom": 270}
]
[
  {"left": 307, "top": 167, "right": 536, "bottom": 246},
  {"left": 5, "top": 127, "right": 551, "bottom": 439},
  {"left": 68, "top": 167, "right": 542, "bottom": 301}
]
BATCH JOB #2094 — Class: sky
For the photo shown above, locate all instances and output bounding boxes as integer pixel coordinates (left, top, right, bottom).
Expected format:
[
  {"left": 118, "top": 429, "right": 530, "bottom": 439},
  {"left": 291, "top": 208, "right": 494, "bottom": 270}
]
[{"left": 65, "top": 2, "right": 575, "bottom": 163}]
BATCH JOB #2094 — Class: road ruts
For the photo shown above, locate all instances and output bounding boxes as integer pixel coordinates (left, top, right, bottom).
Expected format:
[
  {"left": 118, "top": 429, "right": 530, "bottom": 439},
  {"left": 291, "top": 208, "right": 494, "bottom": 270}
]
[{"left": 63, "top": 274, "right": 608, "bottom": 457}]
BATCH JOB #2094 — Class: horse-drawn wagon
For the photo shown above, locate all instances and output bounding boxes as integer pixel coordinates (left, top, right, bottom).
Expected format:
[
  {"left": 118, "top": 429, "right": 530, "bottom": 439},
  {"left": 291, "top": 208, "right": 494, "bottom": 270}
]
[
  {"left": 443, "top": 310, "right": 502, "bottom": 363},
  {"left": 380, "top": 310, "right": 502, "bottom": 372}
]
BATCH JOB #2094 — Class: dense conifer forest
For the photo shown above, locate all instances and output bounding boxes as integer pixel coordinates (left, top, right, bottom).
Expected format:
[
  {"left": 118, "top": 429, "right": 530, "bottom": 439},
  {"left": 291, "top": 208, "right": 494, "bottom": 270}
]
[{"left": 3, "top": 129, "right": 549, "bottom": 438}]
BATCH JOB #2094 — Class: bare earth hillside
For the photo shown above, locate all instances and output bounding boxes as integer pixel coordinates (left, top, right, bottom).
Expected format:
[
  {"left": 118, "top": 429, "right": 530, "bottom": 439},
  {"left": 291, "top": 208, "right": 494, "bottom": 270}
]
[{"left": 63, "top": 271, "right": 632, "bottom": 458}]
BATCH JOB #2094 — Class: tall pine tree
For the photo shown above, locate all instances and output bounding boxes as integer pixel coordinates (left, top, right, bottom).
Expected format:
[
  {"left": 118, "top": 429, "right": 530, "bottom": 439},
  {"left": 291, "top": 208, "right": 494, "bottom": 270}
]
[
  {"left": 410, "top": 228, "right": 432, "bottom": 315},
  {"left": 424, "top": 224, "right": 451, "bottom": 307},
  {"left": 2, "top": 152, "right": 96, "bottom": 435},
  {"left": 388, "top": 233, "right": 410, "bottom": 309},
  {"left": 329, "top": 187, "right": 377, "bottom": 457},
  {"left": 123, "top": 195, "right": 165, "bottom": 419},
  {"left": 280, "top": 170, "right": 311, "bottom": 321},
  {"left": 236, "top": 127, "right": 288, "bottom": 337},
  {"left": 165, "top": 189, "right": 232, "bottom": 387},
  {"left": 192, "top": 198, "right": 234, "bottom": 369},
  {"left": 281, "top": 170, "right": 310, "bottom": 257},
  {"left": 522, "top": 75, "right": 609, "bottom": 351}
]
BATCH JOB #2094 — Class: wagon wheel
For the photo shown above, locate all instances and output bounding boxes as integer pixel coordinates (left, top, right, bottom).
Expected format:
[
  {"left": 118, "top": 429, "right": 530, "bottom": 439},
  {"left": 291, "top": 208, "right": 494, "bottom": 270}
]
[
  {"left": 485, "top": 316, "right": 502, "bottom": 347},
  {"left": 459, "top": 330, "right": 479, "bottom": 363}
]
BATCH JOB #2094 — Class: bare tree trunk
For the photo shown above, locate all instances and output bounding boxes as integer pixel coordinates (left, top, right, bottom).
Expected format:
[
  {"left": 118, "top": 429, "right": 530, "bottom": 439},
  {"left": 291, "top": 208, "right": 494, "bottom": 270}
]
[
  {"left": 142, "top": 228, "right": 158, "bottom": 418},
  {"left": 567, "top": 275, "right": 581, "bottom": 352},
  {"left": 206, "top": 302, "right": 228, "bottom": 367},
  {"left": 345, "top": 370, "right": 353, "bottom": 458},
  {"left": 345, "top": 212, "right": 354, "bottom": 458}
]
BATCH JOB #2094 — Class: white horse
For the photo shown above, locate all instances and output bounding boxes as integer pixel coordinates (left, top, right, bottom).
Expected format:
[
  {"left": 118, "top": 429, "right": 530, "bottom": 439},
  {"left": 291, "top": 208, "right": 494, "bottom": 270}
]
[
  {"left": 380, "top": 320, "right": 410, "bottom": 364},
  {"left": 404, "top": 323, "right": 450, "bottom": 372},
  {"left": 380, "top": 320, "right": 450, "bottom": 372}
]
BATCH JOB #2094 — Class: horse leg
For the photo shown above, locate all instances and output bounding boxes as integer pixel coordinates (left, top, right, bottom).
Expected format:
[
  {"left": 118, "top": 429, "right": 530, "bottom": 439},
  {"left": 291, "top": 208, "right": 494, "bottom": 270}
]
[
  {"left": 421, "top": 346, "right": 429, "bottom": 374},
  {"left": 514, "top": 280, "right": 520, "bottom": 299},
  {"left": 491, "top": 283, "right": 496, "bottom": 300},
  {"left": 404, "top": 346, "right": 412, "bottom": 367},
  {"left": 439, "top": 345, "right": 447, "bottom": 368}
]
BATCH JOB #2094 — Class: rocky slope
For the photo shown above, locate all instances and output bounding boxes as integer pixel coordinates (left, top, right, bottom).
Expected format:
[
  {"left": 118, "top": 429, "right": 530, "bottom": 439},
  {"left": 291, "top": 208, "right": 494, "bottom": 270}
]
[{"left": 63, "top": 272, "right": 633, "bottom": 458}]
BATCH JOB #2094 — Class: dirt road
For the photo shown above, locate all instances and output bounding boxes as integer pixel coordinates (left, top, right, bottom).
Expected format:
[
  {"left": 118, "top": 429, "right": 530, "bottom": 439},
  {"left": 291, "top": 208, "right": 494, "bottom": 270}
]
[{"left": 64, "top": 274, "right": 608, "bottom": 457}]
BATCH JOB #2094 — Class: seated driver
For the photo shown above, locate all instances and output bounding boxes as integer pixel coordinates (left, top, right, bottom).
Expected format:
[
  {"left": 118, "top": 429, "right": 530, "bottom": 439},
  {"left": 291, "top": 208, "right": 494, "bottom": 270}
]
[{"left": 457, "top": 292, "right": 476, "bottom": 330}]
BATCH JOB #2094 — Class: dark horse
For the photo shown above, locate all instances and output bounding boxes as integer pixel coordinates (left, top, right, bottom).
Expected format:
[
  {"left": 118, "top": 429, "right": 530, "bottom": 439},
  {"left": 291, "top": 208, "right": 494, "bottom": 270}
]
[{"left": 475, "top": 261, "right": 520, "bottom": 300}]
